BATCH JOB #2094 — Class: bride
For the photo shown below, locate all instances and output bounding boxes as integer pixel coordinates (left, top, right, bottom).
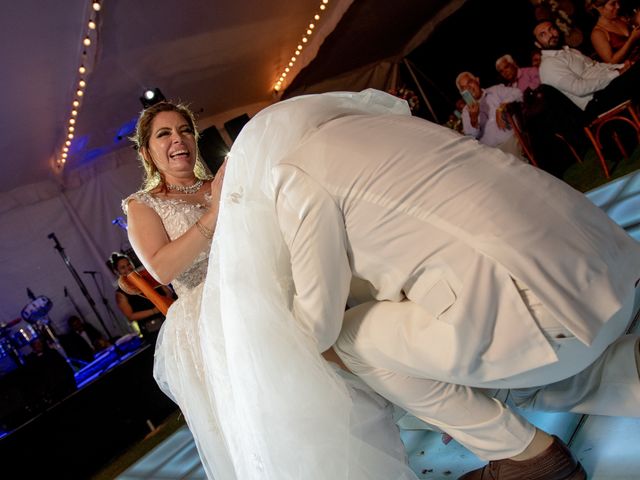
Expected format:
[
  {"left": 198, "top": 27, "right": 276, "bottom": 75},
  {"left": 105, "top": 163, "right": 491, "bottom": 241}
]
[{"left": 123, "top": 95, "right": 418, "bottom": 479}]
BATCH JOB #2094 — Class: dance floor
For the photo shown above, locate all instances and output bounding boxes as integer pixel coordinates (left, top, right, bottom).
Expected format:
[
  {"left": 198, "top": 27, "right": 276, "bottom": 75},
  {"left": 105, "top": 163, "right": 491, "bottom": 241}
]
[{"left": 117, "top": 170, "right": 640, "bottom": 480}]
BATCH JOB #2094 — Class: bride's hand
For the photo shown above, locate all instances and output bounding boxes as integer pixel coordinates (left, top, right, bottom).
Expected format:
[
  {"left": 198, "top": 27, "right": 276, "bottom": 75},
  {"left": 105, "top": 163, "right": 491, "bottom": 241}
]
[{"left": 210, "top": 158, "right": 227, "bottom": 204}]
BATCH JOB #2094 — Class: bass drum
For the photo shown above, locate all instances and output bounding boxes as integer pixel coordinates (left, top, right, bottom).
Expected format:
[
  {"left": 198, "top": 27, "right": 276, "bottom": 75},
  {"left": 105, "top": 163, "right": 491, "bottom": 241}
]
[{"left": 0, "top": 336, "right": 20, "bottom": 375}]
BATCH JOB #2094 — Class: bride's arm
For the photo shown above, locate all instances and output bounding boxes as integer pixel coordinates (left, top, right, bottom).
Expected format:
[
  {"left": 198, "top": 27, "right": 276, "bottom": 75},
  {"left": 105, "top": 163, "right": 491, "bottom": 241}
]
[
  {"left": 127, "top": 164, "right": 226, "bottom": 284},
  {"left": 126, "top": 200, "right": 215, "bottom": 284}
]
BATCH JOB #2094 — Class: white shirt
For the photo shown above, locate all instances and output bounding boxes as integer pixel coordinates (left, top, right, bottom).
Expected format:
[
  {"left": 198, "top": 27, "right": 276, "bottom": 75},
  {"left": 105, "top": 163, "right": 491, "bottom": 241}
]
[
  {"left": 539, "top": 46, "right": 621, "bottom": 110},
  {"left": 461, "top": 85, "right": 522, "bottom": 148},
  {"left": 273, "top": 113, "right": 640, "bottom": 382}
]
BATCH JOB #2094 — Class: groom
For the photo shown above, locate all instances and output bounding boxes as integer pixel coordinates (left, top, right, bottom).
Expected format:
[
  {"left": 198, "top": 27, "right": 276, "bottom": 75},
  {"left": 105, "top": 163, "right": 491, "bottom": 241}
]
[{"left": 272, "top": 108, "right": 640, "bottom": 479}]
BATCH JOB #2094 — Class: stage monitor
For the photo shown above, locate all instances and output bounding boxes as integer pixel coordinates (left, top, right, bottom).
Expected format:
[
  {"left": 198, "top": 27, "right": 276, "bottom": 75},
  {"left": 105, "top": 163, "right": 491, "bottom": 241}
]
[
  {"left": 198, "top": 125, "right": 228, "bottom": 174},
  {"left": 224, "top": 113, "right": 250, "bottom": 142}
]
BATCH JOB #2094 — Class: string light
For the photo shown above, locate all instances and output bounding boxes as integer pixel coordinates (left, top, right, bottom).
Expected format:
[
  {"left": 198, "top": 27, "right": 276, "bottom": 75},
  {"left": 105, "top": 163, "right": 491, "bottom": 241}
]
[
  {"left": 273, "top": 2, "right": 330, "bottom": 92},
  {"left": 55, "top": 2, "right": 103, "bottom": 170}
]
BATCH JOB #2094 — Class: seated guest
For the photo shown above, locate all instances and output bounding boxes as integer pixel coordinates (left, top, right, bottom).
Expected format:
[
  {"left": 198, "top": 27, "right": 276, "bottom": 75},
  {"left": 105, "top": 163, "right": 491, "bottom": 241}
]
[
  {"left": 495, "top": 54, "right": 541, "bottom": 93},
  {"left": 587, "top": 0, "right": 640, "bottom": 64},
  {"left": 455, "top": 71, "right": 525, "bottom": 159},
  {"left": 60, "top": 315, "right": 110, "bottom": 363},
  {"left": 443, "top": 98, "right": 465, "bottom": 133},
  {"left": 534, "top": 19, "right": 640, "bottom": 120},
  {"left": 531, "top": 49, "right": 542, "bottom": 68},
  {"left": 110, "top": 252, "right": 172, "bottom": 345}
]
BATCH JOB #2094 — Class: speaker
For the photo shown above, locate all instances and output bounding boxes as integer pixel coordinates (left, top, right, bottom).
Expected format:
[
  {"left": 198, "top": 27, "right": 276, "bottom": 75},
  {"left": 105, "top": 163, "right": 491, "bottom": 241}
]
[
  {"left": 224, "top": 113, "right": 250, "bottom": 142},
  {"left": 198, "top": 125, "right": 228, "bottom": 174}
]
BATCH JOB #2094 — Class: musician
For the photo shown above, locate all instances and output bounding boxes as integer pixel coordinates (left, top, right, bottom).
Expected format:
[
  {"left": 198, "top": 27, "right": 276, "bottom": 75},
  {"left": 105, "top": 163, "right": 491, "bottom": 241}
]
[
  {"left": 61, "top": 315, "right": 111, "bottom": 362},
  {"left": 109, "top": 252, "right": 173, "bottom": 345}
]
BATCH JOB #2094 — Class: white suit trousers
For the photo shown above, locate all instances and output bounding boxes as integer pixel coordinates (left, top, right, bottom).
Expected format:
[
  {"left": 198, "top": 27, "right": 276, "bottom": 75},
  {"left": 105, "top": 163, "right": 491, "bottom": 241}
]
[{"left": 334, "top": 284, "right": 639, "bottom": 460}]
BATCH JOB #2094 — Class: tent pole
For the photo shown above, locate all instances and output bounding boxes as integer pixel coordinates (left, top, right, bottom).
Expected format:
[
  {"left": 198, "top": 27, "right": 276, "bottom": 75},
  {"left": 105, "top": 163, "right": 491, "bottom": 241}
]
[{"left": 402, "top": 58, "right": 438, "bottom": 123}]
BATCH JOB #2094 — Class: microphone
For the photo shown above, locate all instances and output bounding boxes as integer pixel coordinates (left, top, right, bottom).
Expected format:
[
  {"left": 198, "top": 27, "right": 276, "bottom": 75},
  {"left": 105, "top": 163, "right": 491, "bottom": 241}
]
[{"left": 83, "top": 270, "right": 98, "bottom": 274}]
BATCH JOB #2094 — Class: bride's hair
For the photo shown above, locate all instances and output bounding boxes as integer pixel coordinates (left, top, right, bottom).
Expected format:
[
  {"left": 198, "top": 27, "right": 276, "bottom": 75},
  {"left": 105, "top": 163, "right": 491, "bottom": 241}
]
[{"left": 132, "top": 101, "right": 212, "bottom": 192}]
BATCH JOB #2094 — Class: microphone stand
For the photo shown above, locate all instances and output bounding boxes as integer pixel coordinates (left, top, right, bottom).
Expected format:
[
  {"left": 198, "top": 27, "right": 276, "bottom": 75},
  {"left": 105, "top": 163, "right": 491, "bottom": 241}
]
[
  {"left": 64, "top": 286, "right": 88, "bottom": 323},
  {"left": 47, "top": 233, "right": 115, "bottom": 341},
  {"left": 83, "top": 271, "right": 126, "bottom": 335}
]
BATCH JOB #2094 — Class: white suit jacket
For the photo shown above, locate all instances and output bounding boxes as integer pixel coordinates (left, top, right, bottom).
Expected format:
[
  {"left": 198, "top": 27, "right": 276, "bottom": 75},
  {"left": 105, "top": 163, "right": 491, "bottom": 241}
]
[{"left": 273, "top": 114, "right": 640, "bottom": 383}]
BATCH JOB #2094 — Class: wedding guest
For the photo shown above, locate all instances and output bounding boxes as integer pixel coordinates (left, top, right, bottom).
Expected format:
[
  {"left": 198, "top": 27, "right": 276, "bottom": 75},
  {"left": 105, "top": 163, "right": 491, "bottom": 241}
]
[
  {"left": 587, "top": 0, "right": 640, "bottom": 64},
  {"left": 495, "top": 54, "right": 541, "bottom": 93},
  {"left": 455, "top": 71, "right": 525, "bottom": 159},
  {"left": 534, "top": 19, "right": 640, "bottom": 119}
]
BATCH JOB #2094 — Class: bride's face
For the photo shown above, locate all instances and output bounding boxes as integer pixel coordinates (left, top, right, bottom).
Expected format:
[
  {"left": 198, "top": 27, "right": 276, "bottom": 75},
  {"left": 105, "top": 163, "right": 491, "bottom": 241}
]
[{"left": 144, "top": 111, "right": 197, "bottom": 181}]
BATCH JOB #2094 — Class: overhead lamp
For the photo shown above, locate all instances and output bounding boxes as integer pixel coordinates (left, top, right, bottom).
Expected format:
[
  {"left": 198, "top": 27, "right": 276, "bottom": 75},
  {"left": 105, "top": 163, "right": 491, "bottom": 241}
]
[{"left": 140, "top": 87, "right": 166, "bottom": 108}]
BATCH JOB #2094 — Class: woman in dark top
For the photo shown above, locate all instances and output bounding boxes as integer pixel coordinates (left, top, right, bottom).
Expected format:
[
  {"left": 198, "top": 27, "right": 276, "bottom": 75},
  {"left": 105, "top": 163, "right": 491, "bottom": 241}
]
[{"left": 110, "top": 252, "right": 173, "bottom": 345}]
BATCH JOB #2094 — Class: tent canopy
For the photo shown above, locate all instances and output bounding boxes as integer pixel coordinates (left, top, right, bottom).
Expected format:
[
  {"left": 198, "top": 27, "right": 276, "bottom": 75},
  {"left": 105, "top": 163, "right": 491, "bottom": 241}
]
[{"left": 0, "top": 0, "right": 463, "bottom": 194}]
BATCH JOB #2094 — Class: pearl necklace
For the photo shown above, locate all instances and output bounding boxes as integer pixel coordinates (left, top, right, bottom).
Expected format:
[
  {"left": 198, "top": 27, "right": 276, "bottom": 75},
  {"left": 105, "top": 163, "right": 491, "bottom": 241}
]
[{"left": 166, "top": 179, "right": 203, "bottom": 194}]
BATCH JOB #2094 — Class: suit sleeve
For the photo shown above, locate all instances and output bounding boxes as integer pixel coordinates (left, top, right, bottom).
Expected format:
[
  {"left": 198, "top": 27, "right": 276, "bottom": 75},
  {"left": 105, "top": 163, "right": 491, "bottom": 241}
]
[{"left": 274, "top": 164, "right": 352, "bottom": 352}]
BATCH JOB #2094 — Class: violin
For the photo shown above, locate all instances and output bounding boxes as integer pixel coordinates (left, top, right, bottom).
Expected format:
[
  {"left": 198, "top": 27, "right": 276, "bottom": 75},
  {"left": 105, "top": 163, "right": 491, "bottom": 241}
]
[{"left": 117, "top": 269, "right": 174, "bottom": 316}]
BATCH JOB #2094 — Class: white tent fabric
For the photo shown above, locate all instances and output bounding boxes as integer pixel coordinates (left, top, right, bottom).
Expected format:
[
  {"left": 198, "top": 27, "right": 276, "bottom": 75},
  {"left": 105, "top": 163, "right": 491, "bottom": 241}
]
[{"left": 0, "top": 0, "right": 465, "bottom": 332}]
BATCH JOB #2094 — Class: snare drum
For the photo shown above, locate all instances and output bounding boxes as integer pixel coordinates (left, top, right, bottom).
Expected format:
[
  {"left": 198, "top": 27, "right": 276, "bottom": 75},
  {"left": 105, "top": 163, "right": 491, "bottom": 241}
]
[{"left": 10, "top": 322, "right": 40, "bottom": 356}]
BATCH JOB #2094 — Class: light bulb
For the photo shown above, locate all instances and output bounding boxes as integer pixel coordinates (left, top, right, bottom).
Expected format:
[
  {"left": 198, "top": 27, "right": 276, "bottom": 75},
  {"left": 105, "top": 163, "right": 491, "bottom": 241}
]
[
  {"left": 71, "top": 110, "right": 78, "bottom": 116},
  {"left": 68, "top": 126, "right": 75, "bottom": 132},
  {"left": 309, "top": 24, "right": 315, "bottom": 29},
  {"left": 73, "top": 100, "right": 80, "bottom": 107},
  {"left": 65, "top": 140, "right": 71, "bottom": 146},
  {"left": 315, "top": 14, "right": 320, "bottom": 20},
  {"left": 79, "top": 80, "right": 86, "bottom": 88},
  {"left": 92, "top": 1, "right": 101, "bottom": 11},
  {"left": 307, "top": 29, "right": 312, "bottom": 35},
  {"left": 79, "top": 65, "right": 86, "bottom": 74},
  {"left": 77, "top": 90, "right": 84, "bottom": 96},
  {"left": 88, "top": 20, "right": 96, "bottom": 30},
  {"left": 83, "top": 36, "right": 91, "bottom": 47},
  {"left": 68, "top": 133, "right": 74, "bottom": 139},
  {"left": 285, "top": 67, "right": 290, "bottom": 72},
  {"left": 302, "top": 37, "right": 308, "bottom": 43},
  {"left": 320, "top": 4, "right": 326, "bottom": 10}
]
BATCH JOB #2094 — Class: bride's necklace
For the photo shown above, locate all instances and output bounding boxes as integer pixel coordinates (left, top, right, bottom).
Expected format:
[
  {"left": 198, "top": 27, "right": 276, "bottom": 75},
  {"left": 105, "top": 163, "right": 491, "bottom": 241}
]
[{"left": 166, "top": 179, "right": 203, "bottom": 194}]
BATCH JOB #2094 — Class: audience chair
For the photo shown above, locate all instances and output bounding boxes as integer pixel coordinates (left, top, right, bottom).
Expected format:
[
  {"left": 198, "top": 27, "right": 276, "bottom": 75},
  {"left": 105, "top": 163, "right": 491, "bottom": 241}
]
[
  {"left": 506, "top": 102, "right": 583, "bottom": 168},
  {"left": 583, "top": 100, "right": 640, "bottom": 179}
]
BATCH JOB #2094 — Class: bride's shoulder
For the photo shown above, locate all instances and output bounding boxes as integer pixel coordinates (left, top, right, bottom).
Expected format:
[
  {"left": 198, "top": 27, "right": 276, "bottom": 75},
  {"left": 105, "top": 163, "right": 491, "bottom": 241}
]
[{"left": 122, "top": 190, "right": 161, "bottom": 214}]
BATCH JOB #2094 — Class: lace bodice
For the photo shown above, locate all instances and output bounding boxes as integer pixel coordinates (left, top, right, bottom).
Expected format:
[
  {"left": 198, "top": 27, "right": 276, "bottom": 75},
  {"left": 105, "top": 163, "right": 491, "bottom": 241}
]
[{"left": 122, "top": 191, "right": 211, "bottom": 298}]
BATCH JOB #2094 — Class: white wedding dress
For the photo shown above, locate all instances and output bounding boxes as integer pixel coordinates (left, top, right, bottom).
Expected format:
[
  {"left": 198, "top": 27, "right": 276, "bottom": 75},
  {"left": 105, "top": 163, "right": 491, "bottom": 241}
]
[{"left": 125, "top": 90, "right": 418, "bottom": 479}]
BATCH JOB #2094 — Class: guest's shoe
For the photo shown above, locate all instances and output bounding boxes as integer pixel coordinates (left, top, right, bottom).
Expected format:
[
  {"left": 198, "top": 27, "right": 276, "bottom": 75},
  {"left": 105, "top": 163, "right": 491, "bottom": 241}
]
[{"left": 458, "top": 435, "right": 586, "bottom": 480}]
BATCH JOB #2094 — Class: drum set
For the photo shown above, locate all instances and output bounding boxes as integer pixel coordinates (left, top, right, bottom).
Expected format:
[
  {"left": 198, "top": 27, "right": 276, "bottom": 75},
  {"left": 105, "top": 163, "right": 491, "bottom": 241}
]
[{"left": 0, "top": 295, "right": 67, "bottom": 375}]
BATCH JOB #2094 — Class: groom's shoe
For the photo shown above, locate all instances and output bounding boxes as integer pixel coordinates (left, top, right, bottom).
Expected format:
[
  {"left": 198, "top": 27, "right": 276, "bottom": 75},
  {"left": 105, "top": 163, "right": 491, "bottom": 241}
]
[{"left": 458, "top": 435, "right": 586, "bottom": 480}]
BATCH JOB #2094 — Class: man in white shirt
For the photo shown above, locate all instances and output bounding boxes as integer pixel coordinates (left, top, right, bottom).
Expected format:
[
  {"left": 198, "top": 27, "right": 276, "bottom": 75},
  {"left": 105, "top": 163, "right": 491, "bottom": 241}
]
[
  {"left": 533, "top": 20, "right": 640, "bottom": 119},
  {"left": 271, "top": 92, "right": 640, "bottom": 479}
]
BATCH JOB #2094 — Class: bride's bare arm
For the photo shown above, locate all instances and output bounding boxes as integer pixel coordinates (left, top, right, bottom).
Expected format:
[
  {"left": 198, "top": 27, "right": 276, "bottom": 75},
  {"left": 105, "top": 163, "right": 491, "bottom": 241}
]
[
  {"left": 127, "top": 163, "right": 226, "bottom": 284},
  {"left": 126, "top": 201, "right": 215, "bottom": 284}
]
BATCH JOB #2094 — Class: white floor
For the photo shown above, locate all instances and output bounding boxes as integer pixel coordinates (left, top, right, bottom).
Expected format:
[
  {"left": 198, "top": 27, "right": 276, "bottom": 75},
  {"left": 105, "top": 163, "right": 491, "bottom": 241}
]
[{"left": 118, "top": 170, "right": 640, "bottom": 480}]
